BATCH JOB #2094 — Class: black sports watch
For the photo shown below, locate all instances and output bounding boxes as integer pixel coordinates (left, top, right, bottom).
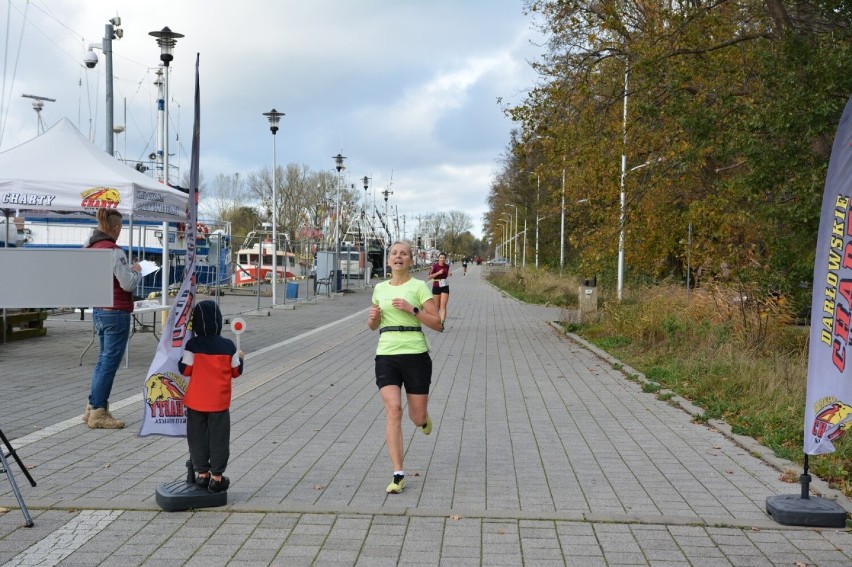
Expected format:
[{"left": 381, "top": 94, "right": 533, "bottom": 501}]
[{"left": 412, "top": 307, "right": 420, "bottom": 315}]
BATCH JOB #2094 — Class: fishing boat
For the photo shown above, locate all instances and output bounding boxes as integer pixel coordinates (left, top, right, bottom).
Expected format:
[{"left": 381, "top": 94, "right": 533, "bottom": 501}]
[{"left": 232, "top": 227, "right": 303, "bottom": 286}]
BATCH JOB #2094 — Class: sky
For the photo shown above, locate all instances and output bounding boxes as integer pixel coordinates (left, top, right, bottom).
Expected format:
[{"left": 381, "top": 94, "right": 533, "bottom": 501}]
[{"left": 0, "top": 0, "right": 544, "bottom": 238}]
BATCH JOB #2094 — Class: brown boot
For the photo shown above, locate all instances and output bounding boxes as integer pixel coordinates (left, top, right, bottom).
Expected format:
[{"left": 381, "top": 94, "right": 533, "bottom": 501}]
[
  {"left": 87, "top": 408, "right": 125, "bottom": 429},
  {"left": 82, "top": 404, "right": 93, "bottom": 423}
]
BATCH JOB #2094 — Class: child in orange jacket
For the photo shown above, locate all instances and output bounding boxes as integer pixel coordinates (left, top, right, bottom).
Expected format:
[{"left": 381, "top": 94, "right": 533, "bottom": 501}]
[{"left": 178, "top": 300, "right": 244, "bottom": 492}]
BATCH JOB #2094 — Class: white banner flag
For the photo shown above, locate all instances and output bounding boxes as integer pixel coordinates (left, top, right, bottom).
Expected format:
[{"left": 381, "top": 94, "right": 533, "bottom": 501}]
[
  {"left": 804, "top": 93, "right": 852, "bottom": 454},
  {"left": 138, "top": 55, "right": 201, "bottom": 438}
]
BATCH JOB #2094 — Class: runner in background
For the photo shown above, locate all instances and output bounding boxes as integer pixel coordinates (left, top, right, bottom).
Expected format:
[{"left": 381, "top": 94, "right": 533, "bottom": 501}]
[{"left": 427, "top": 252, "right": 451, "bottom": 328}]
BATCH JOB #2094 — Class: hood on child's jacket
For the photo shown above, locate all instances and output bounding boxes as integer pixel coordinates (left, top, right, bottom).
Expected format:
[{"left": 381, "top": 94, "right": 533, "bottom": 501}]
[{"left": 191, "top": 300, "right": 222, "bottom": 337}]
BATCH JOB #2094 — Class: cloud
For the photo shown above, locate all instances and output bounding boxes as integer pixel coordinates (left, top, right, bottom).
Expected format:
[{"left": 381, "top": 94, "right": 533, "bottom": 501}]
[{"left": 0, "top": 0, "right": 544, "bottom": 238}]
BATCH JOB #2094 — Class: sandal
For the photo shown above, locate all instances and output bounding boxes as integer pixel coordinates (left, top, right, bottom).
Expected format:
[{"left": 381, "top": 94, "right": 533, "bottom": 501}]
[
  {"left": 195, "top": 474, "right": 210, "bottom": 488},
  {"left": 208, "top": 475, "right": 230, "bottom": 493}
]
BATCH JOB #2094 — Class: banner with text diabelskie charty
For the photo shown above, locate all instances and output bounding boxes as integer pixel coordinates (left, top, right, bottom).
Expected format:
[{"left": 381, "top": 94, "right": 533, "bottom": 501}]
[
  {"left": 805, "top": 94, "right": 852, "bottom": 454},
  {"left": 138, "top": 55, "right": 201, "bottom": 437}
]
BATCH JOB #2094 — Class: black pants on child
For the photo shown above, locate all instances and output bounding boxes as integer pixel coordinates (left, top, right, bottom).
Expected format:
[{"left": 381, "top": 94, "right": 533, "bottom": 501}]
[{"left": 186, "top": 408, "right": 230, "bottom": 476}]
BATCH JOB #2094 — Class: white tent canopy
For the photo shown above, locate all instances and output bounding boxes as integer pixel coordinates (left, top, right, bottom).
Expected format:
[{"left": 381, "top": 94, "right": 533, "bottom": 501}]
[{"left": 0, "top": 118, "right": 186, "bottom": 221}]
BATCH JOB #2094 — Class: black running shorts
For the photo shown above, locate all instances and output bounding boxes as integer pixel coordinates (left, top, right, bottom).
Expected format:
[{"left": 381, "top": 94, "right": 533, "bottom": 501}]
[{"left": 375, "top": 352, "right": 432, "bottom": 394}]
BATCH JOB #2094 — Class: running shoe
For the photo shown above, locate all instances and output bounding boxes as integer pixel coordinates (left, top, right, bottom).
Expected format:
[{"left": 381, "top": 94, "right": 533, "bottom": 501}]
[
  {"left": 386, "top": 474, "right": 405, "bottom": 494},
  {"left": 421, "top": 415, "right": 432, "bottom": 435}
]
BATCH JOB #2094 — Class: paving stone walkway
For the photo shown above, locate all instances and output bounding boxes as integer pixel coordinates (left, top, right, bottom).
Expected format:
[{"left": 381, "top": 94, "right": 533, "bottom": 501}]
[{"left": 0, "top": 265, "right": 850, "bottom": 566}]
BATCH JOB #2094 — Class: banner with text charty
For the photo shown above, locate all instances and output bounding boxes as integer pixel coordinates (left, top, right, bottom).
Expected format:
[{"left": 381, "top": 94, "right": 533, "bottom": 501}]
[{"left": 805, "top": 93, "right": 852, "bottom": 454}]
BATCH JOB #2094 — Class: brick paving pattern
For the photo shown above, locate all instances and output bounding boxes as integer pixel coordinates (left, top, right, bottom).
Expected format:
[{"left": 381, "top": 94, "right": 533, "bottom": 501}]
[{"left": 0, "top": 267, "right": 850, "bottom": 566}]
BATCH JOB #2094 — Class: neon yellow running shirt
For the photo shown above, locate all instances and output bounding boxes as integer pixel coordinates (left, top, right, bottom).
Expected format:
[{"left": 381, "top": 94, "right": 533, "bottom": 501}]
[{"left": 372, "top": 277, "right": 433, "bottom": 355}]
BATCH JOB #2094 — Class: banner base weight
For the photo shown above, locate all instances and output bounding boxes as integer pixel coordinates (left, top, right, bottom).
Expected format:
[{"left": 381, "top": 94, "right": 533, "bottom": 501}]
[{"left": 766, "top": 494, "right": 848, "bottom": 528}]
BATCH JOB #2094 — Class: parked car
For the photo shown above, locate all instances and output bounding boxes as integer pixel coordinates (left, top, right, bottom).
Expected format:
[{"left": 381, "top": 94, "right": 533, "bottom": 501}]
[{"left": 486, "top": 258, "right": 509, "bottom": 266}]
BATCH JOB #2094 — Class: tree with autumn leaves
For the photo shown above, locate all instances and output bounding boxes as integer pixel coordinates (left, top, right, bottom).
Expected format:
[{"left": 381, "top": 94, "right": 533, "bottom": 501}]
[{"left": 490, "top": 0, "right": 852, "bottom": 311}]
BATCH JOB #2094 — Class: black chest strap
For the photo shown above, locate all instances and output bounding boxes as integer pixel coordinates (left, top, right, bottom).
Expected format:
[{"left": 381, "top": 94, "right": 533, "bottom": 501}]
[{"left": 379, "top": 326, "right": 423, "bottom": 334}]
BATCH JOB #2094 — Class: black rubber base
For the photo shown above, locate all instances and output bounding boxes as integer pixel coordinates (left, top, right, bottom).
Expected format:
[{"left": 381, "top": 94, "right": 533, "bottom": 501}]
[
  {"left": 156, "top": 480, "right": 227, "bottom": 512},
  {"left": 766, "top": 494, "right": 848, "bottom": 528}
]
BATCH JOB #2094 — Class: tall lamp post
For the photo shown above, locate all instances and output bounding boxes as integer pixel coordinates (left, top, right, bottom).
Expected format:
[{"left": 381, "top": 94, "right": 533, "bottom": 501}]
[
  {"left": 149, "top": 26, "right": 183, "bottom": 307},
  {"left": 521, "top": 208, "right": 528, "bottom": 268},
  {"left": 333, "top": 154, "right": 346, "bottom": 292},
  {"left": 532, "top": 173, "right": 540, "bottom": 268},
  {"left": 362, "top": 176, "right": 370, "bottom": 282},
  {"left": 560, "top": 167, "right": 566, "bottom": 272},
  {"left": 381, "top": 186, "right": 393, "bottom": 277},
  {"left": 501, "top": 219, "right": 511, "bottom": 259},
  {"left": 526, "top": 135, "right": 556, "bottom": 269},
  {"left": 618, "top": 157, "right": 661, "bottom": 299},
  {"left": 618, "top": 66, "right": 629, "bottom": 301},
  {"left": 263, "top": 109, "right": 284, "bottom": 306},
  {"left": 501, "top": 212, "right": 513, "bottom": 263},
  {"left": 509, "top": 204, "right": 518, "bottom": 267}
]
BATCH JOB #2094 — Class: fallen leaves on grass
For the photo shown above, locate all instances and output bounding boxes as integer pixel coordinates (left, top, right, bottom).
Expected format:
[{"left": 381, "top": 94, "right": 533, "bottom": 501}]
[{"left": 779, "top": 469, "right": 799, "bottom": 483}]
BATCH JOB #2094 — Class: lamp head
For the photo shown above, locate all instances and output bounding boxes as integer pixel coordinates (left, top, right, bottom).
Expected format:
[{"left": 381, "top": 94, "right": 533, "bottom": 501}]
[
  {"left": 149, "top": 26, "right": 184, "bottom": 65},
  {"left": 263, "top": 108, "right": 284, "bottom": 134},
  {"left": 333, "top": 153, "right": 346, "bottom": 172}
]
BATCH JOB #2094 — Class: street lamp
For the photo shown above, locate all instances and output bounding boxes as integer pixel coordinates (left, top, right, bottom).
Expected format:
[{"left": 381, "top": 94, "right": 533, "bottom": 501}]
[
  {"left": 333, "top": 153, "right": 346, "bottom": 291},
  {"left": 149, "top": 25, "right": 183, "bottom": 306},
  {"left": 362, "top": 176, "right": 370, "bottom": 222},
  {"left": 501, "top": 212, "right": 513, "bottom": 264},
  {"left": 560, "top": 167, "right": 566, "bottom": 272},
  {"left": 521, "top": 208, "right": 528, "bottom": 268},
  {"left": 362, "top": 176, "right": 370, "bottom": 282},
  {"left": 85, "top": 17, "right": 122, "bottom": 155},
  {"left": 618, "top": 65, "right": 629, "bottom": 301},
  {"left": 263, "top": 108, "right": 284, "bottom": 306},
  {"left": 501, "top": 219, "right": 511, "bottom": 260},
  {"left": 519, "top": 168, "right": 557, "bottom": 269},
  {"left": 508, "top": 204, "right": 519, "bottom": 267},
  {"left": 531, "top": 172, "right": 540, "bottom": 268},
  {"left": 381, "top": 185, "right": 393, "bottom": 278},
  {"left": 525, "top": 134, "right": 559, "bottom": 270},
  {"left": 618, "top": 156, "right": 663, "bottom": 301}
]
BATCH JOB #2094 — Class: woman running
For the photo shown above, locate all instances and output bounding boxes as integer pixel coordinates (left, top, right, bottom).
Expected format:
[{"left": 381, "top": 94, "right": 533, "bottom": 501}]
[
  {"left": 427, "top": 252, "right": 451, "bottom": 327},
  {"left": 367, "top": 241, "right": 443, "bottom": 494}
]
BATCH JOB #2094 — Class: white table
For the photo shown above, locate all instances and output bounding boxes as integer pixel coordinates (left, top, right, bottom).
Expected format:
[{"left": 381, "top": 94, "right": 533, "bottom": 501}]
[{"left": 79, "top": 304, "right": 171, "bottom": 367}]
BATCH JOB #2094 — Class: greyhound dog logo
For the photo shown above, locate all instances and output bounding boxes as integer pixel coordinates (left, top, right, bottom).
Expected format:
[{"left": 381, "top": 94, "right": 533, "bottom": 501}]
[
  {"left": 145, "top": 372, "right": 187, "bottom": 419},
  {"left": 812, "top": 397, "right": 852, "bottom": 442},
  {"left": 80, "top": 187, "right": 121, "bottom": 208}
]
